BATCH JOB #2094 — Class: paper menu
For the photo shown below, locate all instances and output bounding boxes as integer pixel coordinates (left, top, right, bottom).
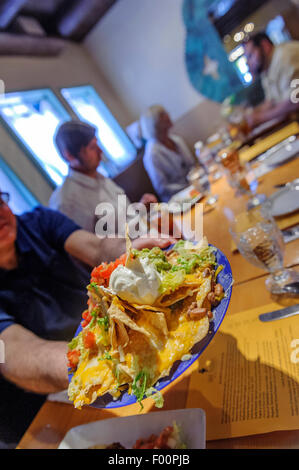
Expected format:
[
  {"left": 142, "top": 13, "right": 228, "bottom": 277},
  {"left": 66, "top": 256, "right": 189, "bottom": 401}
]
[{"left": 186, "top": 303, "right": 299, "bottom": 440}]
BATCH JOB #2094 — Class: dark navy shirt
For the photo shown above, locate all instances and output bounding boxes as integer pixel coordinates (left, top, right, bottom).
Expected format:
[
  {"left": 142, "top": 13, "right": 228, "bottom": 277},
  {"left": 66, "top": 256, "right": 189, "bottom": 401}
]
[
  {"left": 0, "top": 206, "right": 92, "bottom": 446},
  {"left": 0, "top": 206, "right": 90, "bottom": 341}
]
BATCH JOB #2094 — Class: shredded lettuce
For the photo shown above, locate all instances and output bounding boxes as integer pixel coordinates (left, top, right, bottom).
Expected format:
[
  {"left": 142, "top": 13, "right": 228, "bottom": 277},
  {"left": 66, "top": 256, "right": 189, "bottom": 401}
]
[
  {"left": 68, "top": 337, "right": 79, "bottom": 350},
  {"left": 97, "top": 315, "right": 109, "bottom": 332},
  {"left": 145, "top": 387, "right": 164, "bottom": 408},
  {"left": 132, "top": 370, "right": 149, "bottom": 409},
  {"left": 131, "top": 370, "right": 165, "bottom": 410},
  {"left": 133, "top": 241, "right": 216, "bottom": 280},
  {"left": 160, "top": 269, "right": 186, "bottom": 294},
  {"left": 171, "top": 244, "right": 216, "bottom": 274},
  {"left": 70, "top": 331, "right": 88, "bottom": 364}
]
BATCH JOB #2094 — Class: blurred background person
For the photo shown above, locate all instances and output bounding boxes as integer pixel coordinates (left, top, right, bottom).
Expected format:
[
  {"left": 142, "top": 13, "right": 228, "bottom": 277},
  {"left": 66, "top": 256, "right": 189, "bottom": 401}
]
[
  {"left": 49, "top": 120, "right": 157, "bottom": 234},
  {"left": 243, "top": 32, "right": 299, "bottom": 128},
  {"left": 140, "top": 106, "right": 196, "bottom": 202}
]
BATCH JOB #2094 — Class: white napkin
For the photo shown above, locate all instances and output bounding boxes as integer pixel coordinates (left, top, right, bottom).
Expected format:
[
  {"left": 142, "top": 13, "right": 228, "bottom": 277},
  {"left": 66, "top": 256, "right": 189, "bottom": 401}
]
[{"left": 47, "top": 389, "right": 71, "bottom": 404}]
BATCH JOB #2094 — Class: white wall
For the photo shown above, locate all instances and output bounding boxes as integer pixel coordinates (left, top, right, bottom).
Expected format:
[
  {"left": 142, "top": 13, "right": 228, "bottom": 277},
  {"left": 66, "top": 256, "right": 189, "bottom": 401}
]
[
  {"left": 84, "top": 0, "right": 204, "bottom": 122},
  {"left": 0, "top": 42, "right": 131, "bottom": 204}
]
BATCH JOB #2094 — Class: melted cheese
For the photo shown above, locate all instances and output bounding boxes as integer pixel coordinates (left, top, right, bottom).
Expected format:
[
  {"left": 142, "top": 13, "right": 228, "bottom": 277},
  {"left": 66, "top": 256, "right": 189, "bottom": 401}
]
[
  {"left": 71, "top": 356, "right": 117, "bottom": 408},
  {"left": 157, "top": 316, "right": 209, "bottom": 377}
]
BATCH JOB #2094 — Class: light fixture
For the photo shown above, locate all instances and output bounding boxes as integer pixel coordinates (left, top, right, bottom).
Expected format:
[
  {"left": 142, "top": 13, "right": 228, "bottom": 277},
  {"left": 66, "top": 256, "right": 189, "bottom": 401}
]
[
  {"left": 234, "top": 31, "right": 245, "bottom": 42},
  {"left": 244, "top": 22, "right": 255, "bottom": 33}
]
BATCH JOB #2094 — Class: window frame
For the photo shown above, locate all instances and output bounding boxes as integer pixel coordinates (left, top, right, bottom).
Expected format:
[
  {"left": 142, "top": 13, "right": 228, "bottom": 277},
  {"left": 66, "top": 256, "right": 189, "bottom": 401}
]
[
  {"left": 0, "top": 87, "right": 73, "bottom": 189},
  {"left": 0, "top": 154, "right": 40, "bottom": 213}
]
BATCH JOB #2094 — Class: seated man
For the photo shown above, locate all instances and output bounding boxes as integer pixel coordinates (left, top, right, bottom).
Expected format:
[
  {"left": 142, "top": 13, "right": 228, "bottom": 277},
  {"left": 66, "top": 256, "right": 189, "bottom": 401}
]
[
  {"left": 140, "top": 106, "right": 195, "bottom": 202},
  {"left": 243, "top": 32, "right": 299, "bottom": 128},
  {"left": 49, "top": 120, "right": 157, "bottom": 234},
  {"left": 0, "top": 191, "right": 174, "bottom": 448}
]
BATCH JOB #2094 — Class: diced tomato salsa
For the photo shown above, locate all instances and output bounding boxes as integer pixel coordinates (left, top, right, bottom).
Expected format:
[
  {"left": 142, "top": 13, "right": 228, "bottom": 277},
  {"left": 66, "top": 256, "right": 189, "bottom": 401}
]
[
  {"left": 133, "top": 426, "right": 174, "bottom": 449},
  {"left": 91, "top": 254, "right": 127, "bottom": 287},
  {"left": 81, "top": 310, "right": 92, "bottom": 328},
  {"left": 67, "top": 350, "right": 80, "bottom": 370},
  {"left": 83, "top": 330, "right": 96, "bottom": 350}
]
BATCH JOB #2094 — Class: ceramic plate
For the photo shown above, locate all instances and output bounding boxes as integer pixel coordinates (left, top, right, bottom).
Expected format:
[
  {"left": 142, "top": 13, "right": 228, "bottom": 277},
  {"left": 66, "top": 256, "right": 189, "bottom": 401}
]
[
  {"left": 58, "top": 408, "right": 206, "bottom": 449},
  {"left": 257, "top": 136, "right": 299, "bottom": 167},
  {"left": 269, "top": 183, "right": 299, "bottom": 217},
  {"left": 167, "top": 185, "right": 204, "bottom": 214}
]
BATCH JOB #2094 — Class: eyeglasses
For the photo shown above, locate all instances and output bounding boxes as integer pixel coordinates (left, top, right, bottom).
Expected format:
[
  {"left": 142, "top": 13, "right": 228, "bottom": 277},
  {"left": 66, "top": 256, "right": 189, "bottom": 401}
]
[{"left": 0, "top": 192, "right": 10, "bottom": 207}]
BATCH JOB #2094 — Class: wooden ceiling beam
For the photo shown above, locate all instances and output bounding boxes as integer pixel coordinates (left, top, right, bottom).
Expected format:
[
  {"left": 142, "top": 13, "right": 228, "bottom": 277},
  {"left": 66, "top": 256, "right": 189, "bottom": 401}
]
[
  {"left": 0, "top": 0, "right": 28, "bottom": 29},
  {"left": 0, "top": 32, "right": 65, "bottom": 56},
  {"left": 212, "top": 0, "right": 270, "bottom": 37},
  {"left": 56, "top": 0, "right": 116, "bottom": 41}
]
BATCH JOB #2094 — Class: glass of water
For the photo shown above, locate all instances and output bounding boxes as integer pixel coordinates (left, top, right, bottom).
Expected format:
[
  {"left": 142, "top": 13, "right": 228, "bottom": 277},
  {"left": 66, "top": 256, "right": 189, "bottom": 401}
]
[
  {"left": 187, "top": 166, "right": 219, "bottom": 206},
  {"left": 229, "top": 204, "right": 299, "bottom": 294}
]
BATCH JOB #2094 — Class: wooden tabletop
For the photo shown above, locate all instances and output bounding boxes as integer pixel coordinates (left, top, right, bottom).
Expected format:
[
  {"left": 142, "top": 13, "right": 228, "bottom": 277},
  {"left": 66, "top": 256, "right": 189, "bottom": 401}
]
[
  {"left": 17, "top": 154, "right": 299, "bottom": 450},
  {"left": 190, "top": 157, "right": 299, "bottom": 285}
]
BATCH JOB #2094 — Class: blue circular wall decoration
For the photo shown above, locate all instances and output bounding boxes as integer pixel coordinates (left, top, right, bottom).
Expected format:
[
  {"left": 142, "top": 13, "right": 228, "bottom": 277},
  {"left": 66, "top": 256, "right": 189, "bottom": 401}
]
[{"left": 183, "top": 0, "right": 241, "bottom": 102}]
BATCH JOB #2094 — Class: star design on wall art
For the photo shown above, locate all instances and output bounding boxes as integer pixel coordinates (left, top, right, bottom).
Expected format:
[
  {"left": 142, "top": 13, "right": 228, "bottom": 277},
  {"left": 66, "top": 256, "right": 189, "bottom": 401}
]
[{"left": 202, "top": 55, "right": 220, "bottom": 80}]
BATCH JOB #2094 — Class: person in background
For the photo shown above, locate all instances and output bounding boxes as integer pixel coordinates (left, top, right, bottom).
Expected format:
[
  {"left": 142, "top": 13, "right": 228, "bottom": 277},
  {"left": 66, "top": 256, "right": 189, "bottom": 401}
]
[
  {"left": 140, "top": 106, "right": 195, "bottom": 202},
  {"left": 243, "top": 32, "right": 299, "bottom": 128},
  {"left": 0, "top": 191, "right": 174, "bottom": 448},
  {"left": 49, "top": 120, "right": 157, "bottom": 234}
]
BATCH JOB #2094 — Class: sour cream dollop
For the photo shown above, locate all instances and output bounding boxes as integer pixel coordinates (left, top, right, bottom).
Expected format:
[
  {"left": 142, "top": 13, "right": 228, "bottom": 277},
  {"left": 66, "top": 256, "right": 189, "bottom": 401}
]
[{"left": 109, "top": 256, "right": 161, "bottom": 305}]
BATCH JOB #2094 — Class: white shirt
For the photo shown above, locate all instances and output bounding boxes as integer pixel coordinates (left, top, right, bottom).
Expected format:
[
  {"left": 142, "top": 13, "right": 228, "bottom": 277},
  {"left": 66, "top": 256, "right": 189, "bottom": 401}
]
[
  {"left": 262, "top": 41, "right": 299, "bottom": 103},
  {"left": 49, "top": 169, "right": 131, "bottom": 234},
  {"left": 143, "top": 134, "right": 195, "bottom": 202}
]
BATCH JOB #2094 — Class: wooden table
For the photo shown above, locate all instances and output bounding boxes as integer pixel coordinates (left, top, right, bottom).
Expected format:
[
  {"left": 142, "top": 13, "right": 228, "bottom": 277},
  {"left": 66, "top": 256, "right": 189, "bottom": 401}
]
[
  {"left": 188, "top": 157, "right": 299, "bottom": 285},
  {"left": 17, "top": 273, "right": 299, "bottom": 449},
  {"left": 17, "top": 155, "right": 299, "bottom": 449}
]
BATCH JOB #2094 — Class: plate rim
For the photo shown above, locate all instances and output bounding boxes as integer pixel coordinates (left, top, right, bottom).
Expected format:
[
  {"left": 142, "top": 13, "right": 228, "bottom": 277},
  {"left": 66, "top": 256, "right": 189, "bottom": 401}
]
[
  {"left": 269, "top": 185, "right": 299, "bottom": 217},
  {"left": 168, "top": 184, "right": 204, "bottom": 212}
]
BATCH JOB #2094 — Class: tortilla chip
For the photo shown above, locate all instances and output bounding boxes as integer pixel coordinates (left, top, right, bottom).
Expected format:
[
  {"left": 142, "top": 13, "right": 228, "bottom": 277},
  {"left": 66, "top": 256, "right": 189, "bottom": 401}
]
[
  {"left": 155, "top": 285, "right": 201, "bottom": 307},
  {"left": 108, "top": 299, "right": 150, "bottom": 338},
  {"left": 147, "top": 310, "right": 169, "bottom": 337},
  {"left": 134, "top": 310, "right": 169, "bottom": 350}
]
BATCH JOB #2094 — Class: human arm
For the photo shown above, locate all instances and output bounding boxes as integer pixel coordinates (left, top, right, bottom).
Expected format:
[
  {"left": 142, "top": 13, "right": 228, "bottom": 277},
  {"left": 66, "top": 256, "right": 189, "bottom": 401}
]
[
  {"left": 65, "top": 229, "right": 177, "bottom": 266},
  {"left": 247, "top": 45, "right": 299, "bottom": 128},
  {"left": 0, "top": 324, "right": 69, "bottom": 394},
  {"left": 246, "top": 98, "right": 299, "bottom": 129},
  {"left": 36, "top": 206, "right": 175, "bottom": 266}
]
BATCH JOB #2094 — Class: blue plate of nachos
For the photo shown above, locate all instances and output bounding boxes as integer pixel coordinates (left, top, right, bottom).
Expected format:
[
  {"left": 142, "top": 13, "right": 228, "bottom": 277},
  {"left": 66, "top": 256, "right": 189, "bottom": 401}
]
[{"left": 67, "top": 238, "right": 233, "bottom": 410}]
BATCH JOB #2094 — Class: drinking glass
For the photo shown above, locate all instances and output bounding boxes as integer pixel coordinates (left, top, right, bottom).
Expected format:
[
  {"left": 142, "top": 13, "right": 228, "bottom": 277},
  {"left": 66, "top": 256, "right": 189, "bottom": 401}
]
[
  {"left": 219, "top": 148, "right": 266, "bottom": 209},
  {"left": 194, "top": 141, "right": 222, "bottom": 182},
  {"left": 187, "top": 166, "right": 218, "bottom": 206},
  {"left": 229, "top": 204, "right": 299, "bottom": 294}
]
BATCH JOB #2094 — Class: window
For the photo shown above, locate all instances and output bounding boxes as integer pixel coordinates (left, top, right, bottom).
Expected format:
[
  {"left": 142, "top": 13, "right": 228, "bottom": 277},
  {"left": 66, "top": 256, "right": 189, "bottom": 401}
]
[
  {"left": 266, "top": 16, "right": 290, "bottom": 45},
  {"left": 0, "top": 89, "right": 71, "bottom": 186},
  {"left": 0, "top": 156, "right": 39, "bottom": 214},
  {"left": 61, "top": 85, "right": 137, "bottom": 177}
]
